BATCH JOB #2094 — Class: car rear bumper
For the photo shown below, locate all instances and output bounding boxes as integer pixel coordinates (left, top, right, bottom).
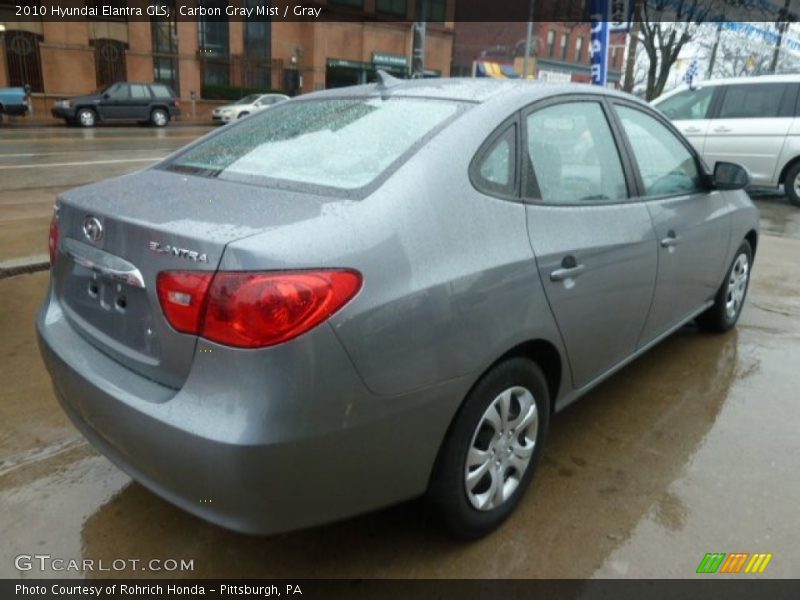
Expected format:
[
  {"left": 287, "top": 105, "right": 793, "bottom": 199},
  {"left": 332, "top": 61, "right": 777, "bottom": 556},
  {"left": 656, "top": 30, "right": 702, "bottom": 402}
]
[{"left": 36, "top": 286, "right": 465, "bottom": 534}]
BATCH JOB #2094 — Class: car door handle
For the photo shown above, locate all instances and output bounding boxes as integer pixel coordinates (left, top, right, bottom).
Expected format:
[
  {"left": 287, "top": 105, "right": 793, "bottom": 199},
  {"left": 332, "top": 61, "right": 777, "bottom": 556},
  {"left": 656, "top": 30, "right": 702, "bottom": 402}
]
[
  {"left": 683, "top": 126, "right": 702, "bottom": 134},
  {"left": 550, "top": 264, "right": 586, "bottom": 282},
  {"left": 660, "top": 232, "right": 680, "bottom": 248},
  {"left": 713, "top": 126, "right": 732, "bottom": 133}
]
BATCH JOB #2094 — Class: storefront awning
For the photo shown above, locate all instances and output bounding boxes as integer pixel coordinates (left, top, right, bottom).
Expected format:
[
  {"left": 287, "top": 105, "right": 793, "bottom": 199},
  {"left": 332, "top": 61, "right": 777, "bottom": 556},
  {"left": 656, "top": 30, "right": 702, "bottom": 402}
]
[{"left": 474, "top": 61, "right": 519, "bottom": 79}]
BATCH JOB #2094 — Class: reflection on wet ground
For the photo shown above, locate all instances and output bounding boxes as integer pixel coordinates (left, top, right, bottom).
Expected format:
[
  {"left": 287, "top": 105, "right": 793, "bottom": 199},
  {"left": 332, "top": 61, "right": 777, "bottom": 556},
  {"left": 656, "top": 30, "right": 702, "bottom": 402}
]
[{"left": 1, "top": 217, "right": 799, "bottom": 579}]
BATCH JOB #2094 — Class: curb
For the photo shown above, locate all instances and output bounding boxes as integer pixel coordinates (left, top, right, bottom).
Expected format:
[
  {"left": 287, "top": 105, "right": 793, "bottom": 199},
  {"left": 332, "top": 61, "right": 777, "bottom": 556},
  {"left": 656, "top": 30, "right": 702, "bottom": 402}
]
[{"left": 0, "top": 255, "right": 50, "bottom": 280}]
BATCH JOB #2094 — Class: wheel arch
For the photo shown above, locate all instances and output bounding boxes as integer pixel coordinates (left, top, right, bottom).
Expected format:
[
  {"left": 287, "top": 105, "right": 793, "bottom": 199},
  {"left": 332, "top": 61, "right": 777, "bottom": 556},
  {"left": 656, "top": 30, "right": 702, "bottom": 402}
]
[
  {"left": 745, "top": 229, "right": 758, "bottom": 259},
  {"left": 778, "top": 155, "right": 800, "bottom": 187}
]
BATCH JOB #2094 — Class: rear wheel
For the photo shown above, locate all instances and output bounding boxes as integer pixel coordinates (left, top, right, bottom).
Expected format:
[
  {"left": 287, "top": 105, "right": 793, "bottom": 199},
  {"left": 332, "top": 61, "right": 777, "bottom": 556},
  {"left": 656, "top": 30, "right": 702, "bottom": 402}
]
[
  {"left": 697, "top": 240, "right": 752, "bottom": 333},
  {"left": 77, "top": 108, "right": 96, "bottom": 128},
  {"left": 150, "top": 108, "right": 169, "bottom": 127},
  {"left": 784, "top": 162, "right": 800, "bottom": 207},
  {"left": 428, "top": 358, "right": 550, "bottom": 539}
]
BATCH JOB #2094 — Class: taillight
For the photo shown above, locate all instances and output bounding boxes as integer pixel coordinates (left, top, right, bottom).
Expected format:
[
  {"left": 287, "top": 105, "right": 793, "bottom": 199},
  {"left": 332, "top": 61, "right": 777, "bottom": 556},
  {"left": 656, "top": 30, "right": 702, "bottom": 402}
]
[
  {"left": 48, "top": 215, "right": 59, "bottom": 267},
  {"left": 156, "top": 270, "right": 362, "bottom": 348}
]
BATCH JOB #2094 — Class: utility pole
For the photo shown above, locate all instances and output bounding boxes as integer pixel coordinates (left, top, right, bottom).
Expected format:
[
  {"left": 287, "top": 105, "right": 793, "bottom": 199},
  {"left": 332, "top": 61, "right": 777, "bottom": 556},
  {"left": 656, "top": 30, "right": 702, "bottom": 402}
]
[
  {"left": 411, "top": 1, "right": 427, "bottom": 78},
  {"left": 707, "top": 21, "right": 723, "bottom": 78},
  {"left": 770, "top": 0, "right": 792, "bottom": 74},
  {"left": 522, "top": 0, "right": 536, "bottom": 78},
  {"left": 622, "top": 0, "right": 642, "bottom": 92}
]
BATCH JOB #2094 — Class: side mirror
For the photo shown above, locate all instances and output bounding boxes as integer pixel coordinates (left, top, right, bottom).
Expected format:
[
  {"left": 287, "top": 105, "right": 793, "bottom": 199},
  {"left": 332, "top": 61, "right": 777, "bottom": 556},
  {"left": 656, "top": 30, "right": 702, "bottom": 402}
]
[
  {"left": 103, "top": 93, "right": 110, "bottom": 100},
  {"left": 713, "top": 161, "right": 750, "bottom": 191}
]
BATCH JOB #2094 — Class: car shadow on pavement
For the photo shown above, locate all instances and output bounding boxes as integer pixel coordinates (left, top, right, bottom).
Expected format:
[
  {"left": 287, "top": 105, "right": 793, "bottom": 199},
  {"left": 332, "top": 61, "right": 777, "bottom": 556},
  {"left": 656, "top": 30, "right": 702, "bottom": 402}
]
[{"left": 78, "top": 327, "right": 741, "bottom": 579}]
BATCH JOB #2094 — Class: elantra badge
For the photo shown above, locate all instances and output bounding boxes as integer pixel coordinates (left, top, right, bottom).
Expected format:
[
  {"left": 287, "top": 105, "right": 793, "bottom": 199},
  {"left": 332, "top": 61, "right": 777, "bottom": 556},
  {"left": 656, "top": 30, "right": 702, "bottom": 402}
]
[{"left": 148, "top": 241, "right": 208, "bottom": 263}]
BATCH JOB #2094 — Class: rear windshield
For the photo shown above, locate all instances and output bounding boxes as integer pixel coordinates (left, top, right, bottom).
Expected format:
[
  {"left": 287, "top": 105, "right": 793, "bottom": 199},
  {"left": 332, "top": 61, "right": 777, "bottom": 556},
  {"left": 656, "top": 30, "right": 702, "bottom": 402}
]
[{"left": 164, "top": 97, "right": 463, "bottom": 191}]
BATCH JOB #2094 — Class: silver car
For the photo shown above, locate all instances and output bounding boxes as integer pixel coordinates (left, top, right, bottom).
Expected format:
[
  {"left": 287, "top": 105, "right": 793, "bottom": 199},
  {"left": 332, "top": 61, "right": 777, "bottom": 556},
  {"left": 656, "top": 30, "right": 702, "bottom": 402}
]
[{"left": 37, "top": 78, "right": 759, "bottom": 538}]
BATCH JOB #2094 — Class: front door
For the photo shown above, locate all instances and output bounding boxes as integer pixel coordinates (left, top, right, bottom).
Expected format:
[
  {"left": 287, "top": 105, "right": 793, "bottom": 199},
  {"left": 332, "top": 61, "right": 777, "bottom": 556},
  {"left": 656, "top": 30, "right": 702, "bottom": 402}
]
[
  {"left": 654, "top": 85, "right": 719, "bottom": 154},
  {"left": 611, "top": 102, "right": 729, "bottom": 343},
  {"left": 523, "top": 98, "right": 658, "bottom": 388},
  {"left": 701, "top": 82, "right": 798, "bottom": 186}
]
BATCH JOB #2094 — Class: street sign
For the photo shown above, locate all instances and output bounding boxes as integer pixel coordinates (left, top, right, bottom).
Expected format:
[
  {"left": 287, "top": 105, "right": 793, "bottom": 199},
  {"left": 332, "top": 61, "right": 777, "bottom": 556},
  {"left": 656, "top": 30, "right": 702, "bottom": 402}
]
[
  {"left": 590, "top": 0, "right": 610, "bottom": 86},
  {"left": 609, "top": 0, "right": 634, "bottom": 33}
]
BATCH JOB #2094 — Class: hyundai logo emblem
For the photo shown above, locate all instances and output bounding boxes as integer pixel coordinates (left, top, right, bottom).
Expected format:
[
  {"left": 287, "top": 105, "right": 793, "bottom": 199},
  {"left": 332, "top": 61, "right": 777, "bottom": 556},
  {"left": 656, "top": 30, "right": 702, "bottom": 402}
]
[{"left": 82, "top": 216, "right": 104, "bottom": 242}]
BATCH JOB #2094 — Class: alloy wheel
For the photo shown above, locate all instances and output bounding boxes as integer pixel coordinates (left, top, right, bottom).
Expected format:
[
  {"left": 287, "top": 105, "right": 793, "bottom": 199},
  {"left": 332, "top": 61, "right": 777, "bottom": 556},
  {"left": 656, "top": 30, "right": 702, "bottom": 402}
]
[
  {"left": 464, "top": 386, "right": 538, "bottom": 511},
  {"left": 725, "top": 252, "right": 749, "bottom": 320}
]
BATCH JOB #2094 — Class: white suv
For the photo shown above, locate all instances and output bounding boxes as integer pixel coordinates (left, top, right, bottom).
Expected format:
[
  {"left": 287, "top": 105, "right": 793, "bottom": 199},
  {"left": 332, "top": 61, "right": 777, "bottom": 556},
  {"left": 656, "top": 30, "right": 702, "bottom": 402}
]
[
  {"left": 653, "top": 74, "right": 800, "bottom": 206},
  {"left": 212, "top": 93, "right": 289, "bottom": 124}
]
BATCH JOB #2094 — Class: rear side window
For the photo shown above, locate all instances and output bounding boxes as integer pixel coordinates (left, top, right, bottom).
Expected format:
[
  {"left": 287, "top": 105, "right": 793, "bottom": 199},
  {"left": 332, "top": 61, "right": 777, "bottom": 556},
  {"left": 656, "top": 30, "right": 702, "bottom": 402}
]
[
  {"left": 130, "top": 84, "right": 150, "bottom": 99},
  {"left": 150, "top": 84, "right": 173, "bottom": 98},
  {"left": 166, "top": 97, "right": 462, "bottom": 191},
  {"left": 616, "top": 105, "right": 703, "bottom": 197},
  {"left": 473, "top": 124, "right": 517, "bottom": 196},
  {"left": 656, "top": 87, "right": 715, "bottom": 120},
  {"left": 717, "top": 83, "right": 792, "bottom": 119},
  {"left": 525, "top": 101, "right": 628, "bottom": 204}
]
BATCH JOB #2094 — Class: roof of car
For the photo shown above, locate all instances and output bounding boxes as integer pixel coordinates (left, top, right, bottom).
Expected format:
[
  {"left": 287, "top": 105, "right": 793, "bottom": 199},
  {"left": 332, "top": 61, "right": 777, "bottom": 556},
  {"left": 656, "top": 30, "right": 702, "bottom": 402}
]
[{"left": 306, "top": 77, "right": 638, "bottom": 105}]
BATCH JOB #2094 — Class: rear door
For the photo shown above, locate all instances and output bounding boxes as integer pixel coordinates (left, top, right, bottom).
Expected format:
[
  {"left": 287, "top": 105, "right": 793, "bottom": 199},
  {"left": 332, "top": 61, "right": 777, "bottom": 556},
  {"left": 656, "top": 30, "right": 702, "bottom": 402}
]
[
  {"left": 702, "top": 82, "right": 798, "bottom": 186},
  {"left": 128, "top": 83, "right": 152, "bottom": 120},
  {"left": 653, "top": 85, "right": 719, "bottom": 154},
  {"left": 523, "top": 97, "right": 658, "bottom": 389},
  {"left": 611, "top": 101, "right": 729, "bottom": 343}
]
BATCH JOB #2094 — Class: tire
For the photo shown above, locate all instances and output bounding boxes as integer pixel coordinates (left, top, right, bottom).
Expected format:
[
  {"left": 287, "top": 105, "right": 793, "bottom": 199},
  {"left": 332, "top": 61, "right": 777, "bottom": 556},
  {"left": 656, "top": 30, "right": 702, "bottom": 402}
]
[
  {"left": 697, "top": 240, "right": 753, "bottom": 333},
  {"left": 784, "top": 162, "right": 800, "bottom": 207},
  {"left": 428, "top": 358, "right": 550, "bottom": 539},
  {"left": 76, "top": 108, "right": 96, "bottom": 128},
  {"left": 150, "top": 108, "right": 169, "bottom": 127},
  {"left": 237, "top": 111, "right": 250, "bottom": 119}
]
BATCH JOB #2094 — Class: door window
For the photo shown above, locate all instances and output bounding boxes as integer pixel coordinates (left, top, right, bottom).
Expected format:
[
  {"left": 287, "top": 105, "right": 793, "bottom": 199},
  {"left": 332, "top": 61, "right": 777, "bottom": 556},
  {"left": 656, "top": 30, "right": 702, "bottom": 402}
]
[
  {"left": 105, "top": 83, "right": 128, "bottom": 100},
  {"left": 616, "top": 105, "right": 704, "bottom": 197},
  {"left": 717, "top": 83, "right": 790, "bottom": 119},
  {"left": 656, "top": 87, "right": 715, "bottom": 120},
  {"left": 473, "top": 125, "right": 516, "bottom": 196},
  {"left": 525, "top": 101, "right": 628, "bottom": 204}
]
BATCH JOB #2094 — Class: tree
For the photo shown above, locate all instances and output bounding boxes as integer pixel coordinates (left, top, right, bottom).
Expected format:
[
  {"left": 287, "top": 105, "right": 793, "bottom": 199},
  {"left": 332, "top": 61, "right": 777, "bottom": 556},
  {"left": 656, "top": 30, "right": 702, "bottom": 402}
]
[{"left": 638, "top": 0, "right": 715, "bottom": 100}]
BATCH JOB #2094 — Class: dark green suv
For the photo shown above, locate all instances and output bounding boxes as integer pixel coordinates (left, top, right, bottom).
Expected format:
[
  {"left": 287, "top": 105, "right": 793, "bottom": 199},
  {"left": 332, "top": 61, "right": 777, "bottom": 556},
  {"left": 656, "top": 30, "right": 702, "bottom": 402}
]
[{"left": 52, "top": 82, "right": 180, "bottom": 127}]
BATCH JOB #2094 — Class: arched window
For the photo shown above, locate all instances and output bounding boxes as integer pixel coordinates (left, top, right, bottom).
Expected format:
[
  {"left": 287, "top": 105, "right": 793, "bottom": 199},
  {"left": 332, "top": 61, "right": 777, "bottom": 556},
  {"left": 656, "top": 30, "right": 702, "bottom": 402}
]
[
  {"left": 4, "top": 30, "right": 44, "bottom": 92},
  {"left": 94, "top": 39, "right": 128, "bottom": 89}
]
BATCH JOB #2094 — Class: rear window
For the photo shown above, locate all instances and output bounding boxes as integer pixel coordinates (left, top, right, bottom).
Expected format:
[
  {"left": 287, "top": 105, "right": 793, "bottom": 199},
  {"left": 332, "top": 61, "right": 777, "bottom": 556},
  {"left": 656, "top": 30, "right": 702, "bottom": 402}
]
[
  {"left": 150, "top": 84, "right": 173, "bottom": 98},
  {"left": 164, "top": 97, "right": 463, "bottom": 191}
]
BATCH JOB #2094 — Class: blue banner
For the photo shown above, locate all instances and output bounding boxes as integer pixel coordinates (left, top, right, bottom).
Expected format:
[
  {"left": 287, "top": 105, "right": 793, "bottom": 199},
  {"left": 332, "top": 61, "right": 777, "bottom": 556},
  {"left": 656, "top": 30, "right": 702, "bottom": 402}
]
[{"left": 590, "top": 0, "right": 610, "bottom": 86}]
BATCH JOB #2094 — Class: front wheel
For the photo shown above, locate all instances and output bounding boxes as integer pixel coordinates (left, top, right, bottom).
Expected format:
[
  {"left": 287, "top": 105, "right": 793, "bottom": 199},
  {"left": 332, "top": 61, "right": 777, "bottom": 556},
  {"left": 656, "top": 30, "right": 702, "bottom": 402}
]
[
  {"left": 697, "top": 240, "right": 753, "bottom": 333},
  {"left": 237, "top": 111, "right": 250, "bottom": 119},
  {"left": 428, "top": 358, "right": 550, "bottom": 539},
  {"left": 784, "top": 162, "right": 800, "bottom": 207},
  {"left": 76, "top": 108, "right": 96, "bottom": 128}
]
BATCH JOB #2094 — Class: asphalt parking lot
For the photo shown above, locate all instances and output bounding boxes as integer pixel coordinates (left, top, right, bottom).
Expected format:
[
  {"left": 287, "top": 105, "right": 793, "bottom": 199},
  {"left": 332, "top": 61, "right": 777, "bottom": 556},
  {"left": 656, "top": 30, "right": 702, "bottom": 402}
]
[{"left": 1, "top": 126, "right": 799, "bottom": 579}]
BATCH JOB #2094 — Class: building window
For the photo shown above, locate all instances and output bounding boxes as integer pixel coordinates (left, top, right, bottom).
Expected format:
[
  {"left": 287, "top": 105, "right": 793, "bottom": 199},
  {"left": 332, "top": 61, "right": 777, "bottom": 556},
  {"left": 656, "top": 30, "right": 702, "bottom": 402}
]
[
  {"left": 198, "top": 0, "right": 230, "bottom": 93},
  {"left": 3, "top": 30, "right": 44, "bottom": 92},
  {"left": 612, "top": 47, "right": 621, "bottom": 70},
  {"left": 151, "top": 0, "right": 180, "bottom": 95},
  {"left": 376, "top": 0, "right": 406, "bottom": 16},
  {"left": 546, "top": 30, "right": 556, "bottom": 57},
  {"left": 329, "top": 0, "right": 364, "bottom": 7},
  {"left": 560, "top": 33, "right": 569, "bottom": 60},
  {"left": 422, "top": 0, "right": 446, "bottom": 22},
  {"left": 94, "top": 39, "right": 127, "bottom": 89},
  {"left": 576, "top": 37, "right": 584, "bottom": 63},
  {"left": 243, "top": 0, "right": 271, "bottom": 88}
]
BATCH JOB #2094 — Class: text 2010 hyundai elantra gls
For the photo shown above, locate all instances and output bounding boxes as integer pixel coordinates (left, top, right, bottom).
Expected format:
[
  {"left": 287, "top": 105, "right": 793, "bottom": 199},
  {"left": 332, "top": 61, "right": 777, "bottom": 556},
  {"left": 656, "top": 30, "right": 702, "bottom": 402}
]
[{"left": 38, "top": 77, "right": 759, "bottom": 538}]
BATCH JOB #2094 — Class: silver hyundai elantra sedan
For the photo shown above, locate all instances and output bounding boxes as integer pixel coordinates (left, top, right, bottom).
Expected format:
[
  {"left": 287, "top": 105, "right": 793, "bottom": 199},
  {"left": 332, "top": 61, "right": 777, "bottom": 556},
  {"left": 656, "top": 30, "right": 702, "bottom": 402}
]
[{"left": 37, "top": 76, "right": 759, "bottom": 538}]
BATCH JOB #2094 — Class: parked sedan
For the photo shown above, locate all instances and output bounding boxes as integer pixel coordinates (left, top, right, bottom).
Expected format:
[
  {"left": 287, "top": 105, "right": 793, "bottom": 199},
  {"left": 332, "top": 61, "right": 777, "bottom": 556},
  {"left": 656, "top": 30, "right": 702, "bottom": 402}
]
[
  {"left": 38, "top": 78, "right": 758, "bottom": 538},
  {"left": 211, "top": 93, "right": 290, "bottom": 124}
]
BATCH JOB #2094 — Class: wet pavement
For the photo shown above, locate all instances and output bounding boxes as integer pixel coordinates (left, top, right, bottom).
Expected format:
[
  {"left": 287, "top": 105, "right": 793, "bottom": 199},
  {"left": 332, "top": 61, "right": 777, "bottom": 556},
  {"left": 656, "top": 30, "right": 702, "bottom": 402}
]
[{"left": 1, "top": 126, "right": 799, "bottom": 579}]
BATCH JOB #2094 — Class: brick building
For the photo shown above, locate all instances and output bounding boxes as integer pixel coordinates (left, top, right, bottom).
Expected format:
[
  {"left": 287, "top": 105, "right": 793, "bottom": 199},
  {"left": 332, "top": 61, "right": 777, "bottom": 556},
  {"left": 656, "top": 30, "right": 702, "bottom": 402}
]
[{"left": 0, "top": 0, "right": 454, "bottom": 119}]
